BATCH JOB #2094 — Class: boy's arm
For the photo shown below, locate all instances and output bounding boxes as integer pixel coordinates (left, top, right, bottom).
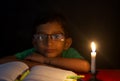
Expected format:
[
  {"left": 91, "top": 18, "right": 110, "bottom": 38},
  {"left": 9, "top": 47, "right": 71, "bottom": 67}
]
[
  {"left": 0, "top": 56, "right": 18, "bottom": 64},
  {"left": 0, "top": 55, "right": 41, "bottom": 68},
  {"left": 45, "top": 57, "right": 90, "bottom": 73}
]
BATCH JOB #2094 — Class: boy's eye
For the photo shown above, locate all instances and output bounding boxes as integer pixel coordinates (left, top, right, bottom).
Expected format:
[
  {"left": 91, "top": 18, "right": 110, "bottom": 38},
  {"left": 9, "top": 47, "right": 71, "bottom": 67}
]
[
  {"left": 51, "top": 34, "right": 64, "bottom": 40},
  {"left": 38, "top": 34, "right": 47, "bottom": 40},
  {"left": 34, "top": 34, "right": 46, "bottom": 40}
]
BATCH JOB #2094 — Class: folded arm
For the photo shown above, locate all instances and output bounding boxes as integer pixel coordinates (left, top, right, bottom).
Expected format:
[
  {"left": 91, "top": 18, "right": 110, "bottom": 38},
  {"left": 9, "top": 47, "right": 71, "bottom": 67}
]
[
  {"left": 0, "top": 56, "right": 40, "bottom": 68},
  {"left": 25, "top": 53, "right": 90, "bottom": 72},
  {"left": 0, "top": 56, "right": 18, "bottom": 64},
  {"left": 45, "top": 57, "right": 90, "bottom": 73}
]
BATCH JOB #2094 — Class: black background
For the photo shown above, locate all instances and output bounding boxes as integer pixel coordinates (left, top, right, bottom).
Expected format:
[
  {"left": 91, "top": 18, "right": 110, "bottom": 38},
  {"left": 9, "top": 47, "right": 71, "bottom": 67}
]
[{"left": 0, "top": 0, "right": 119, "bottom": 69}]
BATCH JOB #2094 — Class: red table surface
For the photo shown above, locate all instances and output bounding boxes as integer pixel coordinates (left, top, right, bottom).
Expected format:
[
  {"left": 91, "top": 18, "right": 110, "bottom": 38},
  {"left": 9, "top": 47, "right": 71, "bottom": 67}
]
[{"left": 80, "top": 69, "right": 120, "bottom": 81}]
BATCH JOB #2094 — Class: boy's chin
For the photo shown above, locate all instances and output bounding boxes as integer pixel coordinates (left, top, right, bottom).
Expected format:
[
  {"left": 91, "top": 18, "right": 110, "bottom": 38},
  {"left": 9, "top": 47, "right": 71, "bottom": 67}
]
[{"left": 45, "top": 53, "right": 60, "bottom": 58}]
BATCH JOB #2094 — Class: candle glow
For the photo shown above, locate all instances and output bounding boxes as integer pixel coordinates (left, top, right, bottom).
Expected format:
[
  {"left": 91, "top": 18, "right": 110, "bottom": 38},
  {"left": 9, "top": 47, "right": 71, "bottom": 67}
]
[{"left": 91, "top": 42, "right": 96, "bottom": 52}]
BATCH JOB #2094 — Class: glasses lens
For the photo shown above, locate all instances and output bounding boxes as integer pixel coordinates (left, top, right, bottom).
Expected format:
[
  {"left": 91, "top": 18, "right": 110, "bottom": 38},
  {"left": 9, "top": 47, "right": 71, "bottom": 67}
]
[
  {"left": 34, "top": 34, "right": 46, "bottom": 41},
  {"left": 39, "top": 34, "right": 47, "bottom": 40},
  {"left": 51, "top": 34, "right": 64, "bottom": 40}
]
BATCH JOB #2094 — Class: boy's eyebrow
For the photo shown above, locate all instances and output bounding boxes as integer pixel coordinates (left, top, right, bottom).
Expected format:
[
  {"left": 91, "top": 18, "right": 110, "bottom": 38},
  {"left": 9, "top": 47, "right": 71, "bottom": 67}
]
[
  {"left": 36, "top": 31, "right": 47, "bottom": 34},
  {"left": 36, "top": 31, "right": 65, "bottom": 34}
]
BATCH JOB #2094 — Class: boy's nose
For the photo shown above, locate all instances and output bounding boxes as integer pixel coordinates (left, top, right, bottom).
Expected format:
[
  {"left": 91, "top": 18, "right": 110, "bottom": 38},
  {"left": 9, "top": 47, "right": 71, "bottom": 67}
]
[{"left": 46, "top": 36, "right": 53, "bottom": 46}]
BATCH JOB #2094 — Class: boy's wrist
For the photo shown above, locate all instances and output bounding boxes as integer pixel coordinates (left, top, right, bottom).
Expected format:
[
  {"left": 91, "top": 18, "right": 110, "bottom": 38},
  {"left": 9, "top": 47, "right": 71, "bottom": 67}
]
[{"left": 44, "top": 58, "right": 51, "bottom": 65}]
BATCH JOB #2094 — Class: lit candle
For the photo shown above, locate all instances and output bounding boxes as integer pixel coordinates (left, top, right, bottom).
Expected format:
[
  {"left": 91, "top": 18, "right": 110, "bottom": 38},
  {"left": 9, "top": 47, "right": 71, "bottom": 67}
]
[{"left": 91, "top": 42, "right": 96, "bottom": 74}]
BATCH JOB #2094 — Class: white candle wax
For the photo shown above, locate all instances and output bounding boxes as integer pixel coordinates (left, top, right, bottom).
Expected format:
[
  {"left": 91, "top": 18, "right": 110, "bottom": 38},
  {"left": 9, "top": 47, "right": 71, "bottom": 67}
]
[
  {"left": 91, "top": 51, "right": 96, "bottom": 74},
  {"left": 91, "top": 42, "right": 96, "bottom": 74}
]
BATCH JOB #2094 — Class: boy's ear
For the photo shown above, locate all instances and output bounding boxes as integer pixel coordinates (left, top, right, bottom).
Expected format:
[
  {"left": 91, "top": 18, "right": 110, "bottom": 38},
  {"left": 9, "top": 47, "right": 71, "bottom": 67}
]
[
  {"left": 64, "top": 38, "right": 72, "bottom": 50},
  {"left": 32, "top": 39, "right": 37, "bottom": 48}
]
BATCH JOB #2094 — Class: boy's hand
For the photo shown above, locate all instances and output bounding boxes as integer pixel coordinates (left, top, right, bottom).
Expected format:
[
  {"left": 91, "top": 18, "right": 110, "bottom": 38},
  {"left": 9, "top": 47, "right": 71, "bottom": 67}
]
[{"left": 25, "top": 53, "right": 47, "bottom": 64}]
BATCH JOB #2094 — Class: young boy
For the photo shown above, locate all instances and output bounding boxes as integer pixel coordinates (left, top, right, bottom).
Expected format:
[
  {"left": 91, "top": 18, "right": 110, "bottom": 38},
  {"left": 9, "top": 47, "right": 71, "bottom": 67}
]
[{"left": 0, "top": 13, "right": 90, "bottom": 72}]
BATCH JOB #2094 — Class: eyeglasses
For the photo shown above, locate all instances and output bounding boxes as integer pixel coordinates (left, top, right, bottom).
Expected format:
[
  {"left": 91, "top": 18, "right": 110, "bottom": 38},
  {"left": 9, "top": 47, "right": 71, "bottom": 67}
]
[{"left": 34, "top": 33, "right": 65, "bottom": 41}]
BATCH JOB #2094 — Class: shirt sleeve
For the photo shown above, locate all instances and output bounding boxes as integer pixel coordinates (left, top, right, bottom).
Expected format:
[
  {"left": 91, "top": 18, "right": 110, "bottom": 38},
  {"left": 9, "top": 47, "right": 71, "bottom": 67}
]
[
  {"left": 62, "top": 48, "right": 84, "bottom": 59},
  {"left": 15, "top": 48, "right": 35, "bottom": 60}
]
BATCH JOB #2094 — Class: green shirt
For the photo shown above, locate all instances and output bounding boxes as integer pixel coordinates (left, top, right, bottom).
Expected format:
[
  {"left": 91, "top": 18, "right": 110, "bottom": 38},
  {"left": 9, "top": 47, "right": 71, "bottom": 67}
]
[{"left": 15, "top": 48, "right": 83, "bottom": 60}]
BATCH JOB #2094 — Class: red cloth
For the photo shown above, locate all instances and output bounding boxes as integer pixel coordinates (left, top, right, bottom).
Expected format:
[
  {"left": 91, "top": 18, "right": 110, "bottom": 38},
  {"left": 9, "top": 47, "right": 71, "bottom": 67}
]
[{"left": 80, "top": 69, "right": 120, "bottom": 81}]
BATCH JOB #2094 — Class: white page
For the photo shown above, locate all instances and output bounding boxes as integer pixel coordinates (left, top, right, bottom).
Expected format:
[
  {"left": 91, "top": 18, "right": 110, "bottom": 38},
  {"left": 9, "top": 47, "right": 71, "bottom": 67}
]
[
  {"left": 0, "top": 61, "right": 29, "bottom": 81},
  {"left": 24, "top": 65, "right": 77, "bottom": 81}
]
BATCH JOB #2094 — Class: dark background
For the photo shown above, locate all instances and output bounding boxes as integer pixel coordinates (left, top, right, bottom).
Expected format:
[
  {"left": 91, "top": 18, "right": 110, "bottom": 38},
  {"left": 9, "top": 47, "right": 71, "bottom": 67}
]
[{"left": 0, "top": 0, "right": 119, "bottom": 69}]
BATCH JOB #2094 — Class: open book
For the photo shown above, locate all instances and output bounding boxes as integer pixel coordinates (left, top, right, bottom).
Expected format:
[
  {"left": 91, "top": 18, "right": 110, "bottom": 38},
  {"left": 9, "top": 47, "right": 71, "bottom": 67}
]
[{"left": 0, "top": 61, "right": 84, "bottom": 81}]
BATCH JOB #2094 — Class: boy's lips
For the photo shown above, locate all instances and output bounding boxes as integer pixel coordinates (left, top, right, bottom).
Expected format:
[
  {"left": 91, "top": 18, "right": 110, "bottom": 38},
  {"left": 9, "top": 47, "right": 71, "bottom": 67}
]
[{"left": 45, "top": 49, "right": 56, "bottom": 53}]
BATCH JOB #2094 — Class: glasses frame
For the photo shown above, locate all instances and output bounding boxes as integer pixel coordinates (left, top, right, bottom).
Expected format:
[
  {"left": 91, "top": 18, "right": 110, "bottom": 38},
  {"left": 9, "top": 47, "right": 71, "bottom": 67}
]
[{"left": 33, "top": 33, "right": 65, "bottom": 42}]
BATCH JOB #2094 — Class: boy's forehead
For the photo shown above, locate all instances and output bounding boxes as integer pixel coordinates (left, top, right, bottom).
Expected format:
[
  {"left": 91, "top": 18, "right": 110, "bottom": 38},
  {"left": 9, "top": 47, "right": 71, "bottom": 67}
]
[{"left": 36, "top": 22, "right": 65, "bottom": 34}]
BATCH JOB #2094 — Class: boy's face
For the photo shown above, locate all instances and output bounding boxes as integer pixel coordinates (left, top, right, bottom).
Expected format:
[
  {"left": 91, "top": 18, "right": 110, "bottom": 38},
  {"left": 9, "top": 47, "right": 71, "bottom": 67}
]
[{"left": 33, "top": 22, "right": 72, "bottom": 57}]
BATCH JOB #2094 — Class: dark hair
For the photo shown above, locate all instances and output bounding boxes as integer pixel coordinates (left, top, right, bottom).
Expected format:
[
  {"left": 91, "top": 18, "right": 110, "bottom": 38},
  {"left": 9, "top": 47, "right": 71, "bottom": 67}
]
[{"left": 32, "top": 12, "right": 70, "bottom": 38}]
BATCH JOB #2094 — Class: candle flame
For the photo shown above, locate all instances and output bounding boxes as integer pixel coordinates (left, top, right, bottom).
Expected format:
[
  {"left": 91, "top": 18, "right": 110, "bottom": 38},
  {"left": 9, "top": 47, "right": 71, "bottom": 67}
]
[{"left": 91, "top": 42, "right": 96, "bottom": 52}]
